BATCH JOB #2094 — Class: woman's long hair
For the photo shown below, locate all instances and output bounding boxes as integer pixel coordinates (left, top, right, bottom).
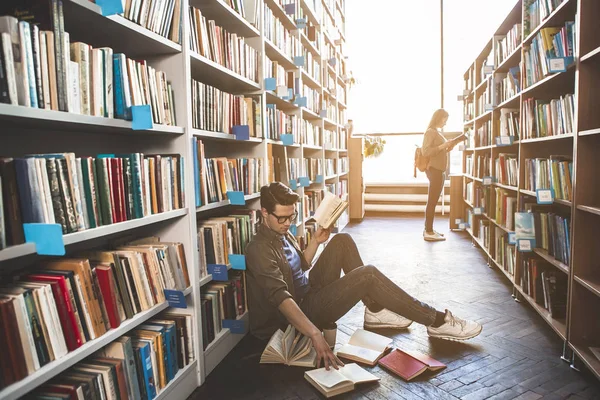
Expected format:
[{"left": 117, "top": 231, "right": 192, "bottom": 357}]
[{"left": 427, "top": 109, "right": 449, "bottom": 130}]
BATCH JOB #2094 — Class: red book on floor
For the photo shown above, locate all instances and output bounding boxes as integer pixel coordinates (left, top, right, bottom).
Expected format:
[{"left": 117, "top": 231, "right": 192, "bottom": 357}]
[{"left": 378, "top": 348, "right": 446, "bottom": 381}]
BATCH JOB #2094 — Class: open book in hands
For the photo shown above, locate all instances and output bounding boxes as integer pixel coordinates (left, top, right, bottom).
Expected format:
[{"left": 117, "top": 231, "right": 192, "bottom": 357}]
[
  {"left": 304, "top": 363, "right": 380, "bottom": 398},
  {"left": 335, "top": 329, "right": 393, "bottom": 366},
  {"left": 260, "top": 325, "right": 317, "bottom": 367},
  {"left": 306, "top": 190, "right": 349, "bottom": 230}
]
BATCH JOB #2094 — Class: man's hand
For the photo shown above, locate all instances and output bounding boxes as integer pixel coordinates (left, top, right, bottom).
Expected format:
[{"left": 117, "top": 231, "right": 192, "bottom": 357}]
[
  {"left": 311, "top": 332, "right": 344, "bottom": 370},
  {"left": 314, "top": 227, "right": 331, "bottom": 244}
]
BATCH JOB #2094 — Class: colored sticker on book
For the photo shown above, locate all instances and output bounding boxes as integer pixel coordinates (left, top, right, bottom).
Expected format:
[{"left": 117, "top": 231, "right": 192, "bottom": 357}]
[
  {"left": 96, "top": 0, "right": 124, "bottom": 16},
  {"left": 131, "top": 105, "right": 153, "bottom": 130},
  {"left": 207, "top": 264, "right": 228, "bottom": 281},
  {"left": 23, "top": 223, "right": 64, "bottom": 256},
  {"left": 536, "top": 188, "right": 554, "bottom": 205},
  {"left": 232, "top": 125, "right": 250, "bottom": 141},
  {"left": 164, "top": 290, "right": 187, "bottom": 309},
  {"left": 229, "top": 254, "right": 246, "bottom": 270},
  {"left": 495, "top": 136, "right": 515, "bottom": 146},
  {"left": 508, "top": 232, "right": 516, "bottom": 245},
  {"left": 222, "top": 319, "right": 246, "bottom": 334},
  {"left": 294, "top": 56, "right": 305, "bottom": 67},
  {"left": 281, "top": 134, "right": 294, "bottom": 145},
  {"left": 264, "top": 77, "right": 276, "bottom": 91},
  {"left": 299, "top": 176, "right": 310, "bottom": 187},
  {"left": 226, "top": 191, "right": 246, "bottom": 205}
]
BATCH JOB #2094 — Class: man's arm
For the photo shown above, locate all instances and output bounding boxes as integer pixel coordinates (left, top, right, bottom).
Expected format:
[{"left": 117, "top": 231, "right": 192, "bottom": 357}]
[
  {"left": 278, "top": 298, "right": 343, "bottom": 370},
  {"left": 302, "top": 227, "right": 331, "bottom": 264}
]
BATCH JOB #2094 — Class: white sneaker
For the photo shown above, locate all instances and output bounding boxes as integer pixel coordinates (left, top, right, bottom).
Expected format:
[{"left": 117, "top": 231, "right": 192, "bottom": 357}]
[
  {"left": 423, "top": 230, "right": 446, "bottom": 241},
  {"left": 364, "top": 308, "right": 413, "bottom": 330},
  {"left": 427, "top": 310, "right": 482, "bottom": 341}
]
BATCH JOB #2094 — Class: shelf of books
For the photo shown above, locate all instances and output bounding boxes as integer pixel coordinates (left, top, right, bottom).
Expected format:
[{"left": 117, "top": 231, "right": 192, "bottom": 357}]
[
  {"left": 459, "top": 0, "right": 600, "bottom": 379},
  {"left": 0, "top": 0, "right": 350, "bottom": 397}
]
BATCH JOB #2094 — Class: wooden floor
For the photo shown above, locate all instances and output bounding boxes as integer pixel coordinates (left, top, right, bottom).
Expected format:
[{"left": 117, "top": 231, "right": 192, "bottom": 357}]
[{"left": 189, "top": 216, "right": 600, "bottom": 400}]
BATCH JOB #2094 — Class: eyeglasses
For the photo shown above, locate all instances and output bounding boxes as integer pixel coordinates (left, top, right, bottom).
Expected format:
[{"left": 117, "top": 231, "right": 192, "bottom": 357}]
[{"left": 269, "top": 211, "right": 298, "bottom": 224}]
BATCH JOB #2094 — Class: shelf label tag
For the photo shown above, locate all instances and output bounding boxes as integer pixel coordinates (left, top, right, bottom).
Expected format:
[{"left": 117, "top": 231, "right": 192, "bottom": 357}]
[
  {"left": 483, "top": 65, "right": 494, "bottom": 74},
  {"left": 484, "top": 104, "right": 494, "bottom": 112},
  {"left": 319, "top": 109, "right": 327, "bottom": 118},
  {"left": 96, "top": 0, "right": 124, "bottom": 16},
  {"left": 229, "top": 254, "right": 246, "bottom": 270},
  {"left": 328, "top": 58, "right": 337, "bottom": 67},
  {"left": 548, "top": 56, "right": 573, "bottom": 73},
  {"left": 473, "top": 207, "right": 484, "bottom": 215},
  {"left": 517, "top": 239, "right": 535, "bottom": 252},
  {"left": 23, "top": 223, "right": 64, "bottom": 256},
  {"left": 281, "top": 133, "right": 294, "bottom": 145},
  {"left": 296, "top": 18, "right": 307, "bottom": 29},
  {"left": 294, "top": 56, "right": 305, "bottom": 66},
  {"left": 458, "top": 222, "right": 470, "bottom": 230},
  {"left": 232, "top": 125, "right": 250, "bottom": 140},
  {"left": 289, "top": 224, "right": 297, "bottom": 236},
  {"left": 131, "top": 105, "right": 153, "bottom": 130},
  {"left": 463, "top": 89, "right": 470, "bottom": 96},
  {"left": 495, "top": 136, "right": 515, "bottom": 146},
  {"left": 298, "top": 176, "right": 310, "bottom": 187},
  {"left": 289, "top": 179, "right": 298, "bottom": 190},
  {"left": 276, "top": 85, "right": 289, "bottom": 98},
  {"left": 266, "top": 103, "right": 276, "bottom": 110},
  {"left": 482, "top": 176, "right": 493, "bottom": 186},
  {"left": 294, "top": 97, "right": 307, "bottom": 107},
  {"left": 536, "top": 188, "right": 554, "bottom": 204},
  {"left": 264, "top": 77, "right": 276, "bottom": 91},
  {"left": 226, "top": 191, "right": 246, "bottom": 205},
  {"left": 164, "top": 290, "right": 187, "bottom": 309},
  {"left": 315, "top": 174, "right": 324, "bottom": 183},
  {"left": 508, "top": 232, "right": 516, "bottom": 245},
  {"left": 207, "top": 264, "right": 229, "bottom": 281},
  {"left": 284, "top": 3, "right": 296, "bottom": 14},
  {"left": 222, "top": 319, "right": 246, "bottom": 334}
]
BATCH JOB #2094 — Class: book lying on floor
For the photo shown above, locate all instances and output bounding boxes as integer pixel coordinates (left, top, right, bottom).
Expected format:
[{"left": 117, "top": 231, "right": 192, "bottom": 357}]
[
  {"left": 304, "top": 363, "right": 379, "bottom": 398},
  {"left": 260, "top": 325, "right": 317, "bottom": 367},
  {"left": 378, "top": 348, "right": 446, "bottom": 381},
  {"left": 306, "top": 190, "right": 348, "bottom": 229},
  {"left": 335, "top": 329, "right": 392, "bottom": 366}
]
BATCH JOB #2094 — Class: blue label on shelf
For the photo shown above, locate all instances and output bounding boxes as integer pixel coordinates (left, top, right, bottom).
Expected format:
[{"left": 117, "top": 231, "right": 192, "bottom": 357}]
[
  {"left": 508, "top": 232, "right": 517, "bottom": 245},
  {"left": 131, "top": 105, "right": 153, "bottom": 130},
  {"left": 264, "top": 77, "right": 276, "bottom": 91},
  {"left": 284, "top": 3, "right": 296, "bottom": 15},
  {"left": 315, "top": 174, "right": 324, "bottom": 183},
  {"left": 23, "top": 223, "right": 64, "bottom": 256},
  {"left": 289, "top": 225, "right": 297, "bottom": 236},
  {"left": 163, "top": 290, "right": 187, "bottom": 309},
  {"left": 289, "top": 179, "right": 298, "bottom": 190},
  {"left": 299, "top": 176, "right": 310, "bottom": 187},
  {"left": 207, "top": 264, "right": 229, "bottom": 281},
  {"left": 517, "top": 238, "right": 535, "bottom": 252},
  {"left": 548, "top": 56, "right": 573, "bottom": 73},
  {"left": 319, "top": 109, "right": 327, "bottom": 118},
  {"left": 473, "top": 207, "right": 484, "bottom": 216},
  {"left": 495, "top": 136, "right": 515, "bottom": 146},
  {"left": 294, "top": 56, "right": 305, "bottom": 67},
  {"left": 294, "top": 97, "right": 307, "bottom": 108},
  {"left": 484, "top": 104, "right": 494, "bottom": 112},
  {"left": 328, "top": 58, "right": 336, "bottom": 67},
  {"left": 536, "top": 188, "right": 554, "bottom": 205},
  {"left": 482, "top": 176, "right": 494, "bottom": 186},
  {"left": 281, "top": 134, "right": 294, "bottom": 145},
  {"left": 222, "top": 319, "right": 246, "bottom": 334},
  {"left": 296, "top": 18, "right": 307, "bottom": 29},
  {"left": 229, "top": 254, "right": 246, "bottom": 270},
  {"left": 232, "top": 125, "right": 250, "bottom": 141},
  {"left": 227, "top": 191, "right": 246, "bottom": 205},
  {"left": 96, "top": 0, "right": 124, "bottom": 15},
  {"left": 266, "top": 103, "right": 276, "bottom": 109}
]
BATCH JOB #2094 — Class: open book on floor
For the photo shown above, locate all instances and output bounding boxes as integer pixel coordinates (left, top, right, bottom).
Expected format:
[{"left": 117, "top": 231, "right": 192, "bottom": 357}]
[
  {"left": 306, "top": 190, "right": 348, "bottom": 230},
  {"left": 378, "top": 348, "right": 446, "bottom": 381},
  {"left": 260, "top": 325, "right": 317, "bottom": 367},
  {"left": 335, "top": 329, "right": 393, "bottom": 366},
  {"left": 304, "top": 363, "right": 379, "bottom": 398}
]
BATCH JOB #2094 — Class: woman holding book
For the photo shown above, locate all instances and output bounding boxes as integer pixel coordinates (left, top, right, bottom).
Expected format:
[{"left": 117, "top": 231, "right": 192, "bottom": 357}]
[
  {"left": 421, "top": 109, "right": 462, "bottom": 242},
  {"left": 245, "top": 182, "right": 482, "bottom": 371}
]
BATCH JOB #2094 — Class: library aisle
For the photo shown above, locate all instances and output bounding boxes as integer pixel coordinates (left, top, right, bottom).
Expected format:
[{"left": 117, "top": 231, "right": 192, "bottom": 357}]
[{"left": 190, "top": 216, "right": 600, "bottom": 399}]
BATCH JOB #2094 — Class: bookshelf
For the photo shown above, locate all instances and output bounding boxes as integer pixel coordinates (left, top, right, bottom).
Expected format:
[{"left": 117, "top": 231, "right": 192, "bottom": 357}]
[
  {"left": 460, "top": 0, "right": 600, "bottom": 379},
  {"left": 0, "top": 0, "right": 349, "bottom": 398}
]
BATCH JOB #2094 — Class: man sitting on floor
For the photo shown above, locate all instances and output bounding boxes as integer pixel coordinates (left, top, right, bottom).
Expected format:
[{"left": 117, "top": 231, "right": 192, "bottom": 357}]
[{"left": 245, "top": 182, "right": 482, "bottom": 370}]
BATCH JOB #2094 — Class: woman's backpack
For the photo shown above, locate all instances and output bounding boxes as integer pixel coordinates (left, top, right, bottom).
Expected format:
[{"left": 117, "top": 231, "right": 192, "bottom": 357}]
[{"left": 414, "top": 147, "right": 429, "bottom": 177}]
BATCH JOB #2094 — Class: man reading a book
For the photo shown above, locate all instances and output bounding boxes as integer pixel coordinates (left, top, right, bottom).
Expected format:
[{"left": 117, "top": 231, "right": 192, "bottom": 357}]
[{"left": 246, "top": 182, "right": 482, "bottom": 370}]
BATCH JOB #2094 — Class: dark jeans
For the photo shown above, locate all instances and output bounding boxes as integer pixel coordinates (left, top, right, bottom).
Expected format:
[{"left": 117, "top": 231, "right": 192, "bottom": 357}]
[
  {"left": 425, "top": 167, "right": 446, "bottom": 232},
  {"left": 300, "top": 233, "right": 438, "bottom": 329}
]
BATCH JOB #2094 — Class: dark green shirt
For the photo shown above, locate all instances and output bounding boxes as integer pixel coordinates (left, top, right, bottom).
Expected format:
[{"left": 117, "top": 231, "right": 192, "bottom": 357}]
[{"left": 244, "top": 224, "right": 311, "bottom": 340}]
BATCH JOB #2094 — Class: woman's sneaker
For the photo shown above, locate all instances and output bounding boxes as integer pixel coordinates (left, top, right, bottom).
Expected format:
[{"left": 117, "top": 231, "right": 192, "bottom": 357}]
[
  {"left": 423, "top": 230, "right": 446, "bottom": 241},
  {"left": 427, "top": 310, "right": 482, "bottom": 341}
]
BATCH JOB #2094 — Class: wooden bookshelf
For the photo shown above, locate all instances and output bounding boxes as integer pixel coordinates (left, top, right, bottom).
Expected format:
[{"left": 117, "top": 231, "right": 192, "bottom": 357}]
[
  {"left": 460, "top": 0, "right": 600, "bottom": 378},
  {"left": 0, "top": 0, "right": 350, "bottom": 397}
]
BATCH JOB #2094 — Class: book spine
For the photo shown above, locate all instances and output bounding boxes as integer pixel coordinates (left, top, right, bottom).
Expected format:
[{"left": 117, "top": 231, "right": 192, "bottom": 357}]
[
  {"left": 45, "top": 157, "right": 68, "bottom": 233},
  {"left": 30, "top": 24, "right": 44, "bottom": 108},
  {"left": 19, "top": 22, "right": 38, "bottom": 108}
]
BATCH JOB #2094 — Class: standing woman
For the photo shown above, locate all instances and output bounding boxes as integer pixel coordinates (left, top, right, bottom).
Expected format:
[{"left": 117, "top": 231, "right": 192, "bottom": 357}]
[{"left": 421, "top": 109, "right": 456, "bottom": 241}]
